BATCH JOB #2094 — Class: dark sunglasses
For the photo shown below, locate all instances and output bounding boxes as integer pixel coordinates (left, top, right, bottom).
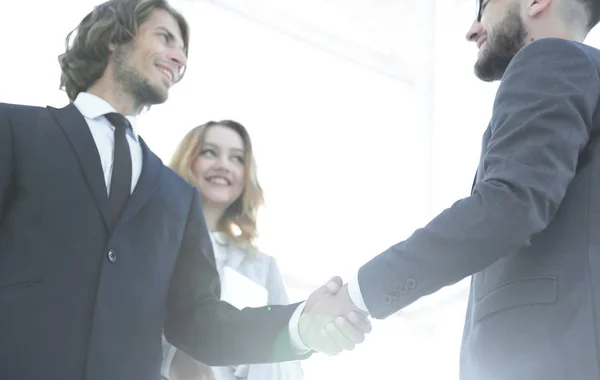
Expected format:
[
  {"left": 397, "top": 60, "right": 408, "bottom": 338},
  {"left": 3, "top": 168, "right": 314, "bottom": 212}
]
[{"left": 476, "top": 0, "right": 489, "bottom": 22}]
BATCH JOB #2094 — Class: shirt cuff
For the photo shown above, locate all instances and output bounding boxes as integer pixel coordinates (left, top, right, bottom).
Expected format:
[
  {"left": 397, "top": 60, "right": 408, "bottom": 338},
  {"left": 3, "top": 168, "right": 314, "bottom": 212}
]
[
  {"left": 348, "top": 277, "right": 370, "bottom": 315},
  {"left": 161, "top": 335, "right": 177, "bottom": 379},
  {"left": 288, "top": 301, "right": 311, "bottom": 354}
]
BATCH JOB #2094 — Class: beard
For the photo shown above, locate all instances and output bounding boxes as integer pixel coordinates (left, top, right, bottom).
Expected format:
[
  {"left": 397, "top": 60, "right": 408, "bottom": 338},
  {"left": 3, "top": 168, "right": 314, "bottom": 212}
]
[
  {"left": 474, "top": 5, "right": 528, "bottom": 82},
  {"left": 113, "top": 44, "right": 168, "bottom": 109}
]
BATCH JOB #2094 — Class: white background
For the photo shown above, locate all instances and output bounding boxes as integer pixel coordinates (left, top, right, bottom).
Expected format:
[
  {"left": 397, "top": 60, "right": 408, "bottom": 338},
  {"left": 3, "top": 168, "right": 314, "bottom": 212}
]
[{"left": 3, "top": 1, "right": 599, "bottom": 378}]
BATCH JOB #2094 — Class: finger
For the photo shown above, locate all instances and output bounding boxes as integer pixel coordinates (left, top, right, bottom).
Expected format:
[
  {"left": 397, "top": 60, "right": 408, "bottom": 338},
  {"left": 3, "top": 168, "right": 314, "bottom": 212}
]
[
  {"left": 324, "top": 320, "right": 356, "bottom": 350},
  {"left": 323, "top": 319, "right": 357, "bottom": 351},
  {"left": 325, "top": 276, "right": 343, "bottom": 294},
  {"left": 308, "top": 277, "right": 341, "bottom": 304},
  {"left": 334, "top": 316, "right": 366, "bottom": 345},
  {"left": 347, "top": 310, "right": 373, "bottom": 334},
  {"left": 319, "top": 328, "right": 343, "bottom": 355}
]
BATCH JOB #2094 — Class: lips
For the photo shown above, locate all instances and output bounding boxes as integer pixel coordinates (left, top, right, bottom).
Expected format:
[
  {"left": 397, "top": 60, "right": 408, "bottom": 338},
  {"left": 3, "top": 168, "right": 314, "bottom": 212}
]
[{"left": 477, "top": 37, "right": 487, "bottom": 49}]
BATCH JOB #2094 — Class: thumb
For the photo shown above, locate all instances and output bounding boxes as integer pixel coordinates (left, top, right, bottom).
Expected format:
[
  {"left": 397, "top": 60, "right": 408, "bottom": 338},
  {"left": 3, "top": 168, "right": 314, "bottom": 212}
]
[
  {"left": 306, "top": 276, "right": 343, "bottom": 309},
  {"left": 325, "top": 276, "right": 343, "bottom": 294}
]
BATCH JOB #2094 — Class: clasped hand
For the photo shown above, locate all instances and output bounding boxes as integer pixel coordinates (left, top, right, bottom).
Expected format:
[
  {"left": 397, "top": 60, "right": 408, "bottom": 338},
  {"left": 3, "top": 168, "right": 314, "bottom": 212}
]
[{"left": 299, "top": 277, "right": 371, "bottom": 355}]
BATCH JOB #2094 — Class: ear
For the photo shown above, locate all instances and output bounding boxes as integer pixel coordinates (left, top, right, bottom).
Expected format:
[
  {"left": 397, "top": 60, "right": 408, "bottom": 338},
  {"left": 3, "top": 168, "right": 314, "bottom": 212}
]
[
  {"left": 108, "top": 42, "right": 117, "bottom": 52},
  {"left": 528, "top": 0, "right": 552, "bottom": 17}
]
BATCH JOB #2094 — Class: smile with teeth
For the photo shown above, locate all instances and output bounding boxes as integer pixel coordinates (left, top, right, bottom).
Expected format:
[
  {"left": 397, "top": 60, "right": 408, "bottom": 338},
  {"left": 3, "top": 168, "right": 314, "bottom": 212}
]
[
  {"left": 157, "top": 66, "right": 173, "bottom": 81},
  {"left": 207, "top": 176, "right": 230, "bottom": 186}
]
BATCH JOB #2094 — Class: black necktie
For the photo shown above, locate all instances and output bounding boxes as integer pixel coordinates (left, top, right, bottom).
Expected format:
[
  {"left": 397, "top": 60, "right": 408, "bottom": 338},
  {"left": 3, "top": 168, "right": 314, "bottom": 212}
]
[{"left": 104, "top": 112, "right": 132, "bottom": 226}]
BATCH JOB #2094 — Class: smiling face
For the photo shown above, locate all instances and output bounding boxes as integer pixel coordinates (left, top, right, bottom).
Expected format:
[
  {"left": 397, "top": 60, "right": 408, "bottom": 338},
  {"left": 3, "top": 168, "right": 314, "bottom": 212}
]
[
  {"left": 192, "top": 125, "right": 247, "bottom": 211},
  {"left": 109, "top": 8, "right": 187, "bottom": 106},
  {"left": 466, "top": 0, "right": 528, "bottom": 81}
]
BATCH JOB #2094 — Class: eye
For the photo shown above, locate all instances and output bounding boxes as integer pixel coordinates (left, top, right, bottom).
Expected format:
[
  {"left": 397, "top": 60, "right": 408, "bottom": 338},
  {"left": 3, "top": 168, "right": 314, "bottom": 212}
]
[
  {"left": 481, "top": 0, "right": 490, "bottom": 14},
  {"left": 200, "top": 148, "right": 216, "bottom": 157},
  {"left": 159, "top": 32, "right": 171, "bottom": 43},
  {"left": 476, "top": 0, "right": 490, "bottom": 21},
  {"left": 232, "top": 155, "right": 245, "bottom": 164}
]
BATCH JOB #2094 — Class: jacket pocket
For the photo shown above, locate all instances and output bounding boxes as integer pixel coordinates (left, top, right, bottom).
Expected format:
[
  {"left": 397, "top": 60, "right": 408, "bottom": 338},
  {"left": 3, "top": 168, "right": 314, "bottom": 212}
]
[
  {"left": 0, "top": 278, "right": 44, "bottom": 291},
  {"left": 0, "top": 278, "right": 44, "bottom": 357},
  {"left": 473, "top": 277, "right": 557, "bottom": 323}
]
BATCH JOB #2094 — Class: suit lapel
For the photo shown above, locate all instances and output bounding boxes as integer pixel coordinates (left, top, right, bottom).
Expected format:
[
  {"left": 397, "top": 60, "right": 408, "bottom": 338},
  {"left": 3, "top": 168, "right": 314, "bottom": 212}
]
[
  {"left": 116, "top": 137, "right": 163, "bottom": 229},
  {"left": 213, "top": 233, "right": 245, "bottom": 270},
  {"left": 47, "top": 103, "right": 111, "bottom": 230},
  {"left": 212, "top": 233, "right": 245, "bottom": 271}
]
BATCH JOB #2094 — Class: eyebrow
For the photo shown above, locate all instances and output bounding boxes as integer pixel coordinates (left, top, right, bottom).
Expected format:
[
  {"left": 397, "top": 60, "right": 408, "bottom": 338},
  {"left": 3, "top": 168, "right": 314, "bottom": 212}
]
[{"left": 203, "top": 142, "right": 245, "bottom": 153}]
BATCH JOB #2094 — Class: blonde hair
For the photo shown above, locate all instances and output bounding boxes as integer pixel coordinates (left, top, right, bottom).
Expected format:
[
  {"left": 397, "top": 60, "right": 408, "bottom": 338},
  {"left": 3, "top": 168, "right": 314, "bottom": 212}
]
[{"left": 170, "top": 121, "right": 264, "bottom": 254}]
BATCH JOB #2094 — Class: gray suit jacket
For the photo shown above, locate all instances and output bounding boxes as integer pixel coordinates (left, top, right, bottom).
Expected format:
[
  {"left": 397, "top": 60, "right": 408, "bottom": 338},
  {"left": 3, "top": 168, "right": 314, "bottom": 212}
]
[{"left": 357, "top": 38, "right": 600, "bottom": 379}]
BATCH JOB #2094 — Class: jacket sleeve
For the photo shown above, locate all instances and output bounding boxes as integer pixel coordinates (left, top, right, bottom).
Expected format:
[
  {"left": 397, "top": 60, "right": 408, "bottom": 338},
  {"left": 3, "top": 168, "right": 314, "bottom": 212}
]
[
  {"left": 357, "top": 38, "right": 600, "bottom": 319},
  {"left": 164, "top": 189, "right": 309, "bottom": 366},
  {"left": 0, "top": 104, "right": 14, "bottom": 226}
]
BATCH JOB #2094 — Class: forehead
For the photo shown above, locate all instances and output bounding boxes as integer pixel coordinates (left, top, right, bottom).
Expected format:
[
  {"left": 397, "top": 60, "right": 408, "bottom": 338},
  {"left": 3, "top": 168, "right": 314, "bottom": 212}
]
[
  {"left": 139, "top": 8, "right": 185, "bottom": 46},
  {"left": 204, "top": 125, "right": 245, "bottom": 150}
]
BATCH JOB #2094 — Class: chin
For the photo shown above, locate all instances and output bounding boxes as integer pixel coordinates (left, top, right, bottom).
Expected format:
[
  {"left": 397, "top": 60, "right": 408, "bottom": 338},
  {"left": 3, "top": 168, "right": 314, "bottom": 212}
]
[
  {"left": 204, "top": 195, "right": 234, "bottom": 207},
  {"left": 154, "top": 86, "right": 169, "bottom": 104}
]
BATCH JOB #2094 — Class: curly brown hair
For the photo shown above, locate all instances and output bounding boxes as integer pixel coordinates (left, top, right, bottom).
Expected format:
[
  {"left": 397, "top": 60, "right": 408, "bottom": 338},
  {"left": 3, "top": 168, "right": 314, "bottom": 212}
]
[{"left": 58, "top": 0, "right": 189, "bottom": 101}]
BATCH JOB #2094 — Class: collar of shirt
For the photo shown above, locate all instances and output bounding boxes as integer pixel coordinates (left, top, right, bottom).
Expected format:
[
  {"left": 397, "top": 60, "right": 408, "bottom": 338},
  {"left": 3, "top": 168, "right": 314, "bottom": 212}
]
[
  {"left": 210, "top": 232, "right": 229, "bottom": 262},
  {"left": 211, "top": 231, "right": 229, "bottom": 246},
  {"left": 73, "top": 92, "right": 139, "bottom": 142}
]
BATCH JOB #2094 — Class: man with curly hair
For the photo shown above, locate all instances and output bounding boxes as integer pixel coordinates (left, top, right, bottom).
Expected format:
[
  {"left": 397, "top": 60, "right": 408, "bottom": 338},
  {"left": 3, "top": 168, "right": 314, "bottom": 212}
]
[{"left": 0, "top": 1, "right": 371, "bottom": 379}]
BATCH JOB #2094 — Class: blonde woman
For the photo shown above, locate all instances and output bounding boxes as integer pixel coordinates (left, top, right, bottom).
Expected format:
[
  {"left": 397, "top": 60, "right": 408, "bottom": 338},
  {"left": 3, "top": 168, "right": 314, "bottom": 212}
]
[{"left": 162, "top": 120, "right": 303, "bottom": 380}]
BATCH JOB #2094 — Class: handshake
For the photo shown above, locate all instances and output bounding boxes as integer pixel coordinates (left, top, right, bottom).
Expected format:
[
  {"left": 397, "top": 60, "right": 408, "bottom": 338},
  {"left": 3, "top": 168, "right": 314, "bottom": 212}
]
[{"left": 298, "top": 277, "right": 372, "bottom": 356}]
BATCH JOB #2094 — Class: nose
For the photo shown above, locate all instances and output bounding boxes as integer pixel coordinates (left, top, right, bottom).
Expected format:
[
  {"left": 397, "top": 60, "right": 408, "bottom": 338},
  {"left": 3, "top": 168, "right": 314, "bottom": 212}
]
[
  {"left": 466, "top": 20, "right": 483, "bottom": 42},
  {"left": 168, "top": 47, "right": 188, "bottom": 79},
  {"left": 215, "top": 153, "right": 233, "bottom": 172}
]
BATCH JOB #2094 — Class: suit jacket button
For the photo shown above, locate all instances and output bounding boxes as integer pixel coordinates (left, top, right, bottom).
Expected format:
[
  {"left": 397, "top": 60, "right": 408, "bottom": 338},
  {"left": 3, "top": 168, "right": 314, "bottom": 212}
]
[
  {"left": 389, "top": 289, "right": 400, "bottom": 300},
  {"left": 383, "top": 294, "right": 392, "bottom": 305},
  {"left": 107, "top": 249, "right": 117, "bottom": 263},
  {"left": 406, "top": 278, "right": 416, "bottom": 289},
  {"left": 398, "top": 284, "right": 408, "bottom": 294}
]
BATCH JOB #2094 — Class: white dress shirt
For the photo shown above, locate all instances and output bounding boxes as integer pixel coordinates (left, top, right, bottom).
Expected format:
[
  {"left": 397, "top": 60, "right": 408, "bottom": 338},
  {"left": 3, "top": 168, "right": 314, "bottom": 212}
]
[
  {"left": 348, "top": 279, "right": 368, "bottom": 313},
  {"left": 73, "top": 92, "right": 311, "bottom": 354},
  {"left": 73, "top": 92, "right": 142, "bottom": 195}
]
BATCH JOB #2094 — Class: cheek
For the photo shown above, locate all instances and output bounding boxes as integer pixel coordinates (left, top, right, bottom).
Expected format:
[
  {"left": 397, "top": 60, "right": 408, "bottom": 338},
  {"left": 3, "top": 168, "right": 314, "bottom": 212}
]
[
  {"left": 192, "top": 157, "right": 208, "bottom": 179},
  {"left": 232, "top": 168, "right": 246, "bottom": 193}
]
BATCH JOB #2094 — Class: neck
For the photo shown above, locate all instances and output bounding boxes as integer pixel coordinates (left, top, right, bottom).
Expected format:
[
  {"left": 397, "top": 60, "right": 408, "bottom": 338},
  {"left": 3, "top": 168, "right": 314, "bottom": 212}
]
[
  {"left": 527, "top": 19, "right": 586, "bottom": 43},
  {"left": 203, "top": 205, "right": 225, "bottom": 232},
  {"left": 87, "top": 78, "right": 142, "bottom": 115},
  {"left": 526, "top": 32, "right": 584, "bottom": 45}
]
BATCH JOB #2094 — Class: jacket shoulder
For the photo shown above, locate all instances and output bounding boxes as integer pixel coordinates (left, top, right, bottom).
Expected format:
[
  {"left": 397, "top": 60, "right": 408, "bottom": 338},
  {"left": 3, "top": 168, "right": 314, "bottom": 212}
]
[{"left": 0, "top": 102, "right": 47, "bottom": 113}]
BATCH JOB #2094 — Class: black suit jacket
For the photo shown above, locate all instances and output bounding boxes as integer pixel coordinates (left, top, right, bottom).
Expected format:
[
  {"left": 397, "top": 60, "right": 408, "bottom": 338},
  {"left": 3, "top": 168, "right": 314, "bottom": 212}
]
[
  {"left": 0, "top": 102, "right": 306, "bottom": 380},
  {"left": 357, "top": 38, "right": 600, "bottom": 379}
]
